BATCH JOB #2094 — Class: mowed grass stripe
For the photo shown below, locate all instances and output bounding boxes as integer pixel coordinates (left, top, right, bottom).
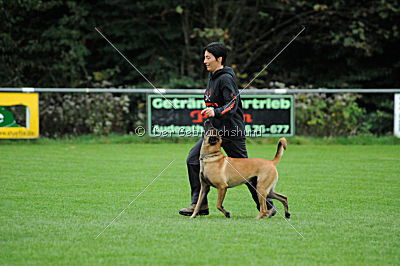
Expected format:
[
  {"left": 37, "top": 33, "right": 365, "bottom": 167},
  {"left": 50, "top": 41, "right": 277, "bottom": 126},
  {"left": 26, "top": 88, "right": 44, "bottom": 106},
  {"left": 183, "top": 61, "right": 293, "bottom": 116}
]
[{"left": 1, "top": 142, "right": 399, "bottom": 265}]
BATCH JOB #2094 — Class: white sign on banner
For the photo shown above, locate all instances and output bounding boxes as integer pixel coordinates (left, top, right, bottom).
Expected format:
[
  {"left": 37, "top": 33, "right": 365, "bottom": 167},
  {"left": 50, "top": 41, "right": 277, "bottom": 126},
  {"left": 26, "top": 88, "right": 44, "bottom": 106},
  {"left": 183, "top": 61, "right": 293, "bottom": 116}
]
[{"left": 395, "top": 94, "right": 400, "bottom": 138}]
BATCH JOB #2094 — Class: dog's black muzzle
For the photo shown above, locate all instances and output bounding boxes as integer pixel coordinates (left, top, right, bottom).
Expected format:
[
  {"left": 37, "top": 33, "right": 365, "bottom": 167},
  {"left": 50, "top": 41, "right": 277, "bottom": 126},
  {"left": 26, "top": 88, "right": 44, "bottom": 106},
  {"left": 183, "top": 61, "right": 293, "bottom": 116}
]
[{"left": 208, "top": 136, "right": 219, "bottom": 145}]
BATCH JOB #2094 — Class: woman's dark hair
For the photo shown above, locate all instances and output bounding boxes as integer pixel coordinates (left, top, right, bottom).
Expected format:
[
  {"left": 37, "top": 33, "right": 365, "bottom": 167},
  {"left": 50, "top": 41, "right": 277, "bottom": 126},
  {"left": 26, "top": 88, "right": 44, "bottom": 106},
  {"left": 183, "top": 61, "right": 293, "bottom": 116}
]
[{"left": 203, "top": 42, "right": 227, "bottom": 65}]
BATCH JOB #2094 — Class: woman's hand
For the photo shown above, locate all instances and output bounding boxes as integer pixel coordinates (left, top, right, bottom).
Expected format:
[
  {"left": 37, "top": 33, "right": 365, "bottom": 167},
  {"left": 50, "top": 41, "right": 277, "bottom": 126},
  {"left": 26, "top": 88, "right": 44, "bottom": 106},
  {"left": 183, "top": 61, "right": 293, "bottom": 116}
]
[{"left": 201, "top": 108, "right": 215, "bottom": 117}]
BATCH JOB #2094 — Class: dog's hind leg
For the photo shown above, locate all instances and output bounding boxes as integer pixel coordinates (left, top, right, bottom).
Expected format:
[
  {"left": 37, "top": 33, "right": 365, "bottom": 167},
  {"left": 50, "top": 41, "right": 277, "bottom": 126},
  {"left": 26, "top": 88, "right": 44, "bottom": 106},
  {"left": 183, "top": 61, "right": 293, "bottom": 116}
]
[
  {"left": 190, "top": 179, "right": 209, "bottom": 219},
  {"left": 268, "top": 191, "right": 290, "bottom": 218},
  {"left": 216, "top": 185, "right": 230, "bottom": 218}
]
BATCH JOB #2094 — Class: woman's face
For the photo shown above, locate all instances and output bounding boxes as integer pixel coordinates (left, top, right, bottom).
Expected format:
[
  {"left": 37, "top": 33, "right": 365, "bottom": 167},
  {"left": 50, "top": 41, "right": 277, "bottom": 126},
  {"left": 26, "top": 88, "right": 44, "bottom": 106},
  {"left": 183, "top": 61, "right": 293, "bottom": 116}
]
[{"left": 203, "top": 50, "right": 222, "bottom": 73}]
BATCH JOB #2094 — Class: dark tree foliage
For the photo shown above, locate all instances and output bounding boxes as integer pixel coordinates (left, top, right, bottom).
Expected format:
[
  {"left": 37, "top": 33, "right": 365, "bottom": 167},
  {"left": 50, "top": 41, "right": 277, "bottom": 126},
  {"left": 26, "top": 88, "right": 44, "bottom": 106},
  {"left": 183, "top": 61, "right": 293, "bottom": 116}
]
[{"left": 1, "top": 0, "right": 399, "bottom": 88}]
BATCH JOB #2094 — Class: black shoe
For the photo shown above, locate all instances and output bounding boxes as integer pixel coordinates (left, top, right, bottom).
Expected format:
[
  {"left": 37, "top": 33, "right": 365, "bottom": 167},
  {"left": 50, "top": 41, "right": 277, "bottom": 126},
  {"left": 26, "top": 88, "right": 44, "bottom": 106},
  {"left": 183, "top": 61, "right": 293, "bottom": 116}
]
[
  {"left": 267, "top": 199, "right": 276, "bottom": 217},
  {"left": 179, "top": 204, "right": 209, "bottom": 216},
  {"left": 270, "top": 208, "right": 277, "bottom": 217}
]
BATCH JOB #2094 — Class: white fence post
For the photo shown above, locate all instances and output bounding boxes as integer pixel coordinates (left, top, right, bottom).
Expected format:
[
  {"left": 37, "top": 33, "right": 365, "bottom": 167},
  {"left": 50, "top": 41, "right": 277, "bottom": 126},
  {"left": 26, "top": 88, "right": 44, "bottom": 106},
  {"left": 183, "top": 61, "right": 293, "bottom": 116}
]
[{"left": 395, "top": 94, "right": 400, "bottom": 138}]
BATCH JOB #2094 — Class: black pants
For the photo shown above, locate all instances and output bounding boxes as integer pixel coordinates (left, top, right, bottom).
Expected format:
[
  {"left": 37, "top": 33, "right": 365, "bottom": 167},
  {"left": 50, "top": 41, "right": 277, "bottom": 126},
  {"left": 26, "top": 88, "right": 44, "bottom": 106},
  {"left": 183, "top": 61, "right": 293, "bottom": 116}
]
[{"left": 186, "top": 138, "right": 274, "bottom": 210}]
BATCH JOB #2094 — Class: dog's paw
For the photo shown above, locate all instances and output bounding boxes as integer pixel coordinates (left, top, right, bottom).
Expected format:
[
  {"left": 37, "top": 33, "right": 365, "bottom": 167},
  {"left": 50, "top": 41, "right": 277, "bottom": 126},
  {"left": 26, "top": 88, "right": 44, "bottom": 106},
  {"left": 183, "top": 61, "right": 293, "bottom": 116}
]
[
  {"left": 256, "top": 213, "right": 268, "bottom": 219},
  {"left": 189, "top": 215, "right": 197, "bottom": 219},
  {"left": 225, "top": 212, "right": 231, "bottom": 218},
  {"left": 285, "top": 213, "right": 291, "bottom": 219}
]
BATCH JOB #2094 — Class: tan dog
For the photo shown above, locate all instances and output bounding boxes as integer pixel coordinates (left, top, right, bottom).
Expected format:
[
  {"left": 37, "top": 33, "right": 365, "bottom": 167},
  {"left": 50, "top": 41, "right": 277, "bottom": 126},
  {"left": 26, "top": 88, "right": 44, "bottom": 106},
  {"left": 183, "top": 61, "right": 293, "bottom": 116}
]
[{"left": 190, "top": 124, "right": 290, "bottom": 219}]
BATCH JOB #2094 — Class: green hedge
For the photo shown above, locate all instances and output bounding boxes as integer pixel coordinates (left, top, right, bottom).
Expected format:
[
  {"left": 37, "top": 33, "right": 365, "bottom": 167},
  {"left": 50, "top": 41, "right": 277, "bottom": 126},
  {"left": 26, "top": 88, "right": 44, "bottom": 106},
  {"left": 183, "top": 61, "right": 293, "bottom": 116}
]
[
  {"left": 39, "top": 93, "right": 131, "bottom": 137},
  {"left": 295, "top": 93, "right": 393, "bottom": 136},
  {"left": 295, "top": 93, "right": 367, "bottom": 136}
]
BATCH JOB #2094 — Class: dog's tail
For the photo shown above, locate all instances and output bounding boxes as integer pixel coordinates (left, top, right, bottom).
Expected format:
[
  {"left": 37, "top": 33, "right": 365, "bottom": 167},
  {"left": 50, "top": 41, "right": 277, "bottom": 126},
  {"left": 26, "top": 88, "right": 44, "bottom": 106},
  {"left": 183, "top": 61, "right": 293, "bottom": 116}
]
[{"left": 272, "top": 138, "right": 287, "bottom": 165}]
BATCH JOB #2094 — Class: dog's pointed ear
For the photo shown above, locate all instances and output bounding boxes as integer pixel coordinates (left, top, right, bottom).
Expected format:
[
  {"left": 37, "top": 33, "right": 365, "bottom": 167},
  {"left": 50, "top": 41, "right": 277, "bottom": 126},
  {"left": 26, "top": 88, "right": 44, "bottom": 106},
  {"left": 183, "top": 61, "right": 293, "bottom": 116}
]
[
  {"left": 204, "top": 120, "right": 211, "bottom": 129},
  {"left": 204, "top": 119, "right": 213, "bottom": 135}
]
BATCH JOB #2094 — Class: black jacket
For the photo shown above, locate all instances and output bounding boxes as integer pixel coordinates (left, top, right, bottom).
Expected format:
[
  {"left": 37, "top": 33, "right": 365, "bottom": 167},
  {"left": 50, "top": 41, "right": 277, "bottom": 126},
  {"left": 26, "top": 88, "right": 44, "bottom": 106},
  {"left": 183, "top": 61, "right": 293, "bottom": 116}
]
[{"left": 204, "top": 66, "right": 246, "bottom": 138}]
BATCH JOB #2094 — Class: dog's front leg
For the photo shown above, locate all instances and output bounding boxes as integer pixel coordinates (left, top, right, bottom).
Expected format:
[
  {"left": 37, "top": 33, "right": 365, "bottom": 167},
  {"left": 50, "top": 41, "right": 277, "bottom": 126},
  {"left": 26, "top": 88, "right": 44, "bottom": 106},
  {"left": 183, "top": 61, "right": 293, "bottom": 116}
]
[
  {"left": 216, "top": 186, "right": 230, "bottom": 218},
  {"left": 256, "top": 180, "right": 269, "bottom": 219},
  {"left": 190, "top": 179, "right": 209, "bottom": 219}
]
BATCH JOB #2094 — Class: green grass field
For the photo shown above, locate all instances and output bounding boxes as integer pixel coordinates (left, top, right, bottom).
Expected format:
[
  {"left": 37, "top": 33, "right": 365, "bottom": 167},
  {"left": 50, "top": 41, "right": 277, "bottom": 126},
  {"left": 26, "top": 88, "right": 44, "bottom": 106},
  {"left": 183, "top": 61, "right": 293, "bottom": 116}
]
[{"left": 1, "top": 139, "right": 399, "bottom": 265}]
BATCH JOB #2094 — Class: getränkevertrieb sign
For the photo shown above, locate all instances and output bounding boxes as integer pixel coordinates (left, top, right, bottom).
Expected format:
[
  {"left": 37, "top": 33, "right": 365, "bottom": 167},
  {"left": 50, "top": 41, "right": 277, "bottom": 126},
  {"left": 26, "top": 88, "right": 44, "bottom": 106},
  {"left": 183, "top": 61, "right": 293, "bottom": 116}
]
[{"left": 147, "top": 94, "right": 294, "bottom": 137}]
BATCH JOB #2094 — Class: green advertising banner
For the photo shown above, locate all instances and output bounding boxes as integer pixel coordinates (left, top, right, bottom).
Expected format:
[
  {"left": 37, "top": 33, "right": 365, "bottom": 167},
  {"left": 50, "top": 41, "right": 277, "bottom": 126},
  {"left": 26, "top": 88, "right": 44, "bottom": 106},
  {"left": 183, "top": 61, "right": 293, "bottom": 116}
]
[{"left": 147, "top": 94, "right": 294, "bottom": 137}]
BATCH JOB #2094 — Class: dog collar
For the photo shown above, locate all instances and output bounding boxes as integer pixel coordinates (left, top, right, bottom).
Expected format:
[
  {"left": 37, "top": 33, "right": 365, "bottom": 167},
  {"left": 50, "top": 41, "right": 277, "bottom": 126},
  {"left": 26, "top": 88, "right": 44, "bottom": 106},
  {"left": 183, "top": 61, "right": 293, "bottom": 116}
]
[{"left": 200, "top": 152, "right": 223, "bottom": 161}]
